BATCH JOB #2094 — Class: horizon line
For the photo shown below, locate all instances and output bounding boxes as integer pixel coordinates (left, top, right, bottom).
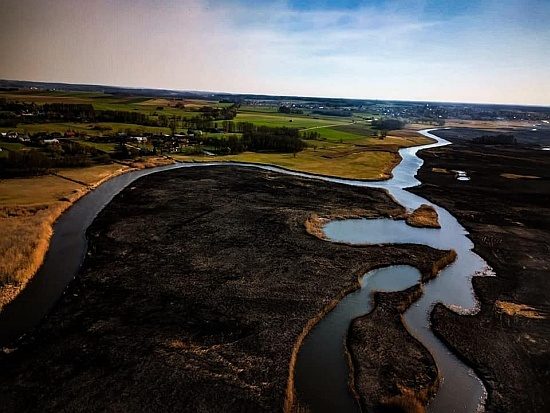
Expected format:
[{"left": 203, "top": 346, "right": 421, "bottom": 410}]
[{"left": 2, "top": 77, "right": 549, "bottom": 109}]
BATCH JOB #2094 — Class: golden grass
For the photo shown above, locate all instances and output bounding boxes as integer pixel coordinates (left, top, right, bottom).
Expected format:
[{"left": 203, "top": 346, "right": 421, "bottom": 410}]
[
  {"left": 500, "top": 173, "right": 540, "bottom": 180},
  {"left": 406, "top": 204, "right": 440, "bottom": 229},
  {"left": 56, "top": 164, "right": 131, "bottom": 185},
  {"left": 0, "top": 176, "right": 96, "bottom": 310},
  {"left": 443, "top": 119, "right": 532, "bottom": 129},
  {"left": 303, "top": 209, "right": 388, "bottom": 241},
  {"left": 174, "top": 149, "right": 399, "bottom": 180},
  {"left": 495, "top": 300, "right": 545, "bottom": 319},
  {"left": 0, "top": 175, "right": 84, "bottom": 207},
  {"left": 0, "top": 202, "right": 69, "bottom": 309},
  {"left": 126, "top": 156, "right": 175, "bottom": 169},
  {"left": 173, "top": 133, "right": 433, "bottom": 180},
  {"left": 381, "top": 393, "right": 425, "bottom": 413},
  {"left": 0, "top": 159, "right": 173, "bottom": 311},
  {"left": 430, "top": 250, "right": 457, "bottom": 279},
  {"left": 304, "top": 214, "right": 329, "bottom": 240}
]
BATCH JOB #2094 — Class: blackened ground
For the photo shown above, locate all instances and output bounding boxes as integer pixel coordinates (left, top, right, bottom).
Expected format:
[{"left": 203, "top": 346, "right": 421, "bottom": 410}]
[
  {"left": 349, "top": 286, "right": 438, "bottom": 413},
  {"left": 410, "top": 135, "right": 550, "bottom": 412},
  {"left": 0, "top": 167, "right": 451, "bottom": 413},
  {"left": 433, "top": 126, "right": 550, "bottom": 146}
]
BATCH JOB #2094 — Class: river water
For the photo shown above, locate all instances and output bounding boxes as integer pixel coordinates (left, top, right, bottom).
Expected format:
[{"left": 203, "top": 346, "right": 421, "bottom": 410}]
[
  {"left": 0, "top": 129, "right": 489, "bottom": 413},
  {"left": 294, "top": 129, "right": 489, "bottom": 413}
]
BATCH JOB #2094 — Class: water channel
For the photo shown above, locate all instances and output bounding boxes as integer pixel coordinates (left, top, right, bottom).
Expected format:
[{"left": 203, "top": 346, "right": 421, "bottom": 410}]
[{"left": 0, "top": 129, "right": 490, "bottom": 413}]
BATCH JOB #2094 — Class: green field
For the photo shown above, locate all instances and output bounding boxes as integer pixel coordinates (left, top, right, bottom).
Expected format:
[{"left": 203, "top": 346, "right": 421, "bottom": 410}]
[
  {"left": 173, "top": 148, "right": 399, "bottom": 180},
  {"left": 232, "top": 109, "right": 378, "bottom": 142},
  {"left": 0, "top": 90, "right": 381, "bottom": 142},
  {"left": 172, "top": 133, "right": 432, "bottom": 180},
  {"left": 0, "top": 91, "right": 228, "bottom": 120},
  {"left": 0, "top": 142, "right": 25, "bottom": 151},
  {"left": 0, "top": 122, "right": 171, "bottom": 136},
  {"left": 75, "top": 140, "right": 118, "bottom": 153},
  {"left": 235, "top": 111, "right": 351, "bottom": 128}
]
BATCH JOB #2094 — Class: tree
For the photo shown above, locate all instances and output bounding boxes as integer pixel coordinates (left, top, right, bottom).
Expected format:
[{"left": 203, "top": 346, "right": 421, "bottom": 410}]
[{"left": 169, "top": 115, "right": 177, "bottom": 136}]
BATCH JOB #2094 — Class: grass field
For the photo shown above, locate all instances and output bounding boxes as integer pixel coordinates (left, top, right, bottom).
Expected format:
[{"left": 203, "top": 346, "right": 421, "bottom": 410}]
[
  {"left": 1, "top": 90, "right": 382, "bottom": 142},
  {"left": 0, "top": 163, "right": 133, "bottom": 310},
  {"left": 233, "top": 109, "right": 382, "bottom": 142},
  {"left": 0, "top": 122, "right": 171, "bottom": 136},
  {"left": 55, "top": 164, "right": 130, "bottom": 185},
  {"left": 0, "top": 175, "right": 84, "bottom": 207},
  {"left": 173, "top": 132, "right": 431, "bottom": 180},
  {"left": 0, "top": 175, "right": 85, "bottom": 308},
  {"left": 178, "top": 150, "right": 399, "bottom": 180},
  {"left": 75, "top": 139, "right": 118, "bottom": 153},
  {"left": 0, "top": 142, "right": 25, "bottom": 157},
  {"left": 173, "top": 144, "right": 401, "bottom": 180},
  {"left": 235, "top": 111, "right": 353, "bottom": 129},
  {"left": 0, "top": 90, "right": 230, "bottom": 119}
]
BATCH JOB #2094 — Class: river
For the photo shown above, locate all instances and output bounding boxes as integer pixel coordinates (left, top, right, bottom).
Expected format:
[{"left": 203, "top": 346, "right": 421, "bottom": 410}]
[{"left": 0, "top": 129, "right": 489, "bottom": 413}]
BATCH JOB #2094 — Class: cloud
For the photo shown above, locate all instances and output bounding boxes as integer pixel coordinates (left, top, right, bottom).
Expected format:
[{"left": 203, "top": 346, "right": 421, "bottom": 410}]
[{"left": 0, "top": 0, "right": 548, "bottom": 104}]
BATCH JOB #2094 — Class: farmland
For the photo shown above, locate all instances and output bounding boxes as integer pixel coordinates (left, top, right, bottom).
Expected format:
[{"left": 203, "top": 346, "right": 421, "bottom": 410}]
[
  {"left": 0, "top": 90, "right": 376, "bottom": 141},
  {"left": 174, "top": 134, "right": 432, "bottom": 180},
  {"left": 1, "top": 89, "right": 432, "bottom": 182},
  {"left": 0, "top": 87, "right": 431, "bottom": 309}
]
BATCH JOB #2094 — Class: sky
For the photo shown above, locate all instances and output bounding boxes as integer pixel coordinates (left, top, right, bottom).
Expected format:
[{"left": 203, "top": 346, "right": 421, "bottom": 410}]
[{"left": 0, "top": 0, "right": 549, "bottom": 105}]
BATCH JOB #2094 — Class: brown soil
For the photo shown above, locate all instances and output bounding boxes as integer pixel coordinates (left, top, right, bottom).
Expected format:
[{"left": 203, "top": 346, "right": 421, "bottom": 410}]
[
  {"left": 409, "top": 137, "right": 550, "bottom": 412},
  {"left": 405, "top": 204, "right": 440, "bottom": 228},
  {"left": 0, "top": 167, "right": 451, "bottom": 413}
]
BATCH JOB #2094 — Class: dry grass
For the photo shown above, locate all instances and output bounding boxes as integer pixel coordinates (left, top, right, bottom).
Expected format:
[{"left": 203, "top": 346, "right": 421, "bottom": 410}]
[
  {"left": 0, "top": 175, "right": 84, "bottom": 207},
  {"left": 304, "top": 214, "right": 329, "bottom": 239},
  {"left": 56, "top": 164, "right": 130, "bottom": 185},
  {"left": 304, "top": 208, "right": 392, "bottom": 241},
  {"left": 406, "top": 204, "right": 440, "bottom": 229},
  {"left": 0, "top": 160, "right": 169, "bottom": 311},
  {"left": 443, "top": 119, "right": 533, "bottom": 129},
  {"left": 124, "top": 156, "right": 175, "bottom": 169},
  {"left": 173, "top": 133, "right": 433, "bottom": 181},
  {"left": 430, "top": 250, "right": 457, "bottom": 279},
  {"left": 495, "top": 300, "right": 545, "bottom": 319},
  {"left": 500, "top": 173, "right": 540, "bottom": 180},
  {"left": 0, "top": 202, "right": 69, "bottom": 309},
  {"left": 175, "top": 149, "right": 399, "bottom": 180},
  {"left": 380, "top": 393, "right": 425, "bottom": 413}
]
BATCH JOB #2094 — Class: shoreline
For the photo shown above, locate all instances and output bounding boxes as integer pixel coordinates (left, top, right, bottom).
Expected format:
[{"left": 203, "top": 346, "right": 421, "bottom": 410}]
[
  {"left": 0, "top": 157, "right": 175, "bottom": 312},
  {"left": 0, "top": 167, "right": 452, "bottom": 411},
  {"left": 409, "top": 133, "right": 550, "bottom": 411},
  {"left": 0, "top": 131, "right": 434, "bottom": 313}
]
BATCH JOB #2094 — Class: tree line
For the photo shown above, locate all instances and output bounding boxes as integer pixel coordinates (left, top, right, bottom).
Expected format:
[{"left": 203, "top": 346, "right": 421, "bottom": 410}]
[
  {"left": 0, "top": 141, "right": 110, "bottom": 177},
  {"left": 371, "top": 118, "right": 405, "bottom": 130},
  {"left": 203, "top": 125, "right": 306, "bottom": 155},
  {"left": 0, "top": 99, "right": 239, "bottom": 131}
]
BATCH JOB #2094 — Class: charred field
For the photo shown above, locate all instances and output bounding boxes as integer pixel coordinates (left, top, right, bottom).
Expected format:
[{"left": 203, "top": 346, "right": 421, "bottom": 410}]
[
  {"left": 410, "top": 131, "right": 550, "bottom": 412},
  {"left": 0, "top": 166, "right": 453, "bottom": 413}
]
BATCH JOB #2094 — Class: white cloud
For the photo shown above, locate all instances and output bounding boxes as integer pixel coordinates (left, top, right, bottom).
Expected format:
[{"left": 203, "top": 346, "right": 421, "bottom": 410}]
[{"left": 0, "top": 0, "right": 548, "bottom": 104}]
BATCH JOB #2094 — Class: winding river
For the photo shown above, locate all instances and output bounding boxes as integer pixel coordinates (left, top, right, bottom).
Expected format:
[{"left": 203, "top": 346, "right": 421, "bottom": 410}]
[{"left": 0, "top": 129, "right": 490, "bottom": 413}]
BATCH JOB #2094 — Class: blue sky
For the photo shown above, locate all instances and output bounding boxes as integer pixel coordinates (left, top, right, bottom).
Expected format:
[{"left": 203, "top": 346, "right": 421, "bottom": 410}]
[{"left": 1, "top": 0, "right": 549, "bottom": 104}]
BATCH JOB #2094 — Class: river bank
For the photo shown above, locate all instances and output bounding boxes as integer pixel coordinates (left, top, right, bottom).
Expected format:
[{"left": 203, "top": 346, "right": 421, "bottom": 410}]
[
  {"left": 0, "top": 157, "right": 174, "bottom": 311},
  {"left": 410, "top": 134, "right": 550, "bottom": 412},
  {"left": 0, "top": 166, "right": 453, "bottom": 412}
]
